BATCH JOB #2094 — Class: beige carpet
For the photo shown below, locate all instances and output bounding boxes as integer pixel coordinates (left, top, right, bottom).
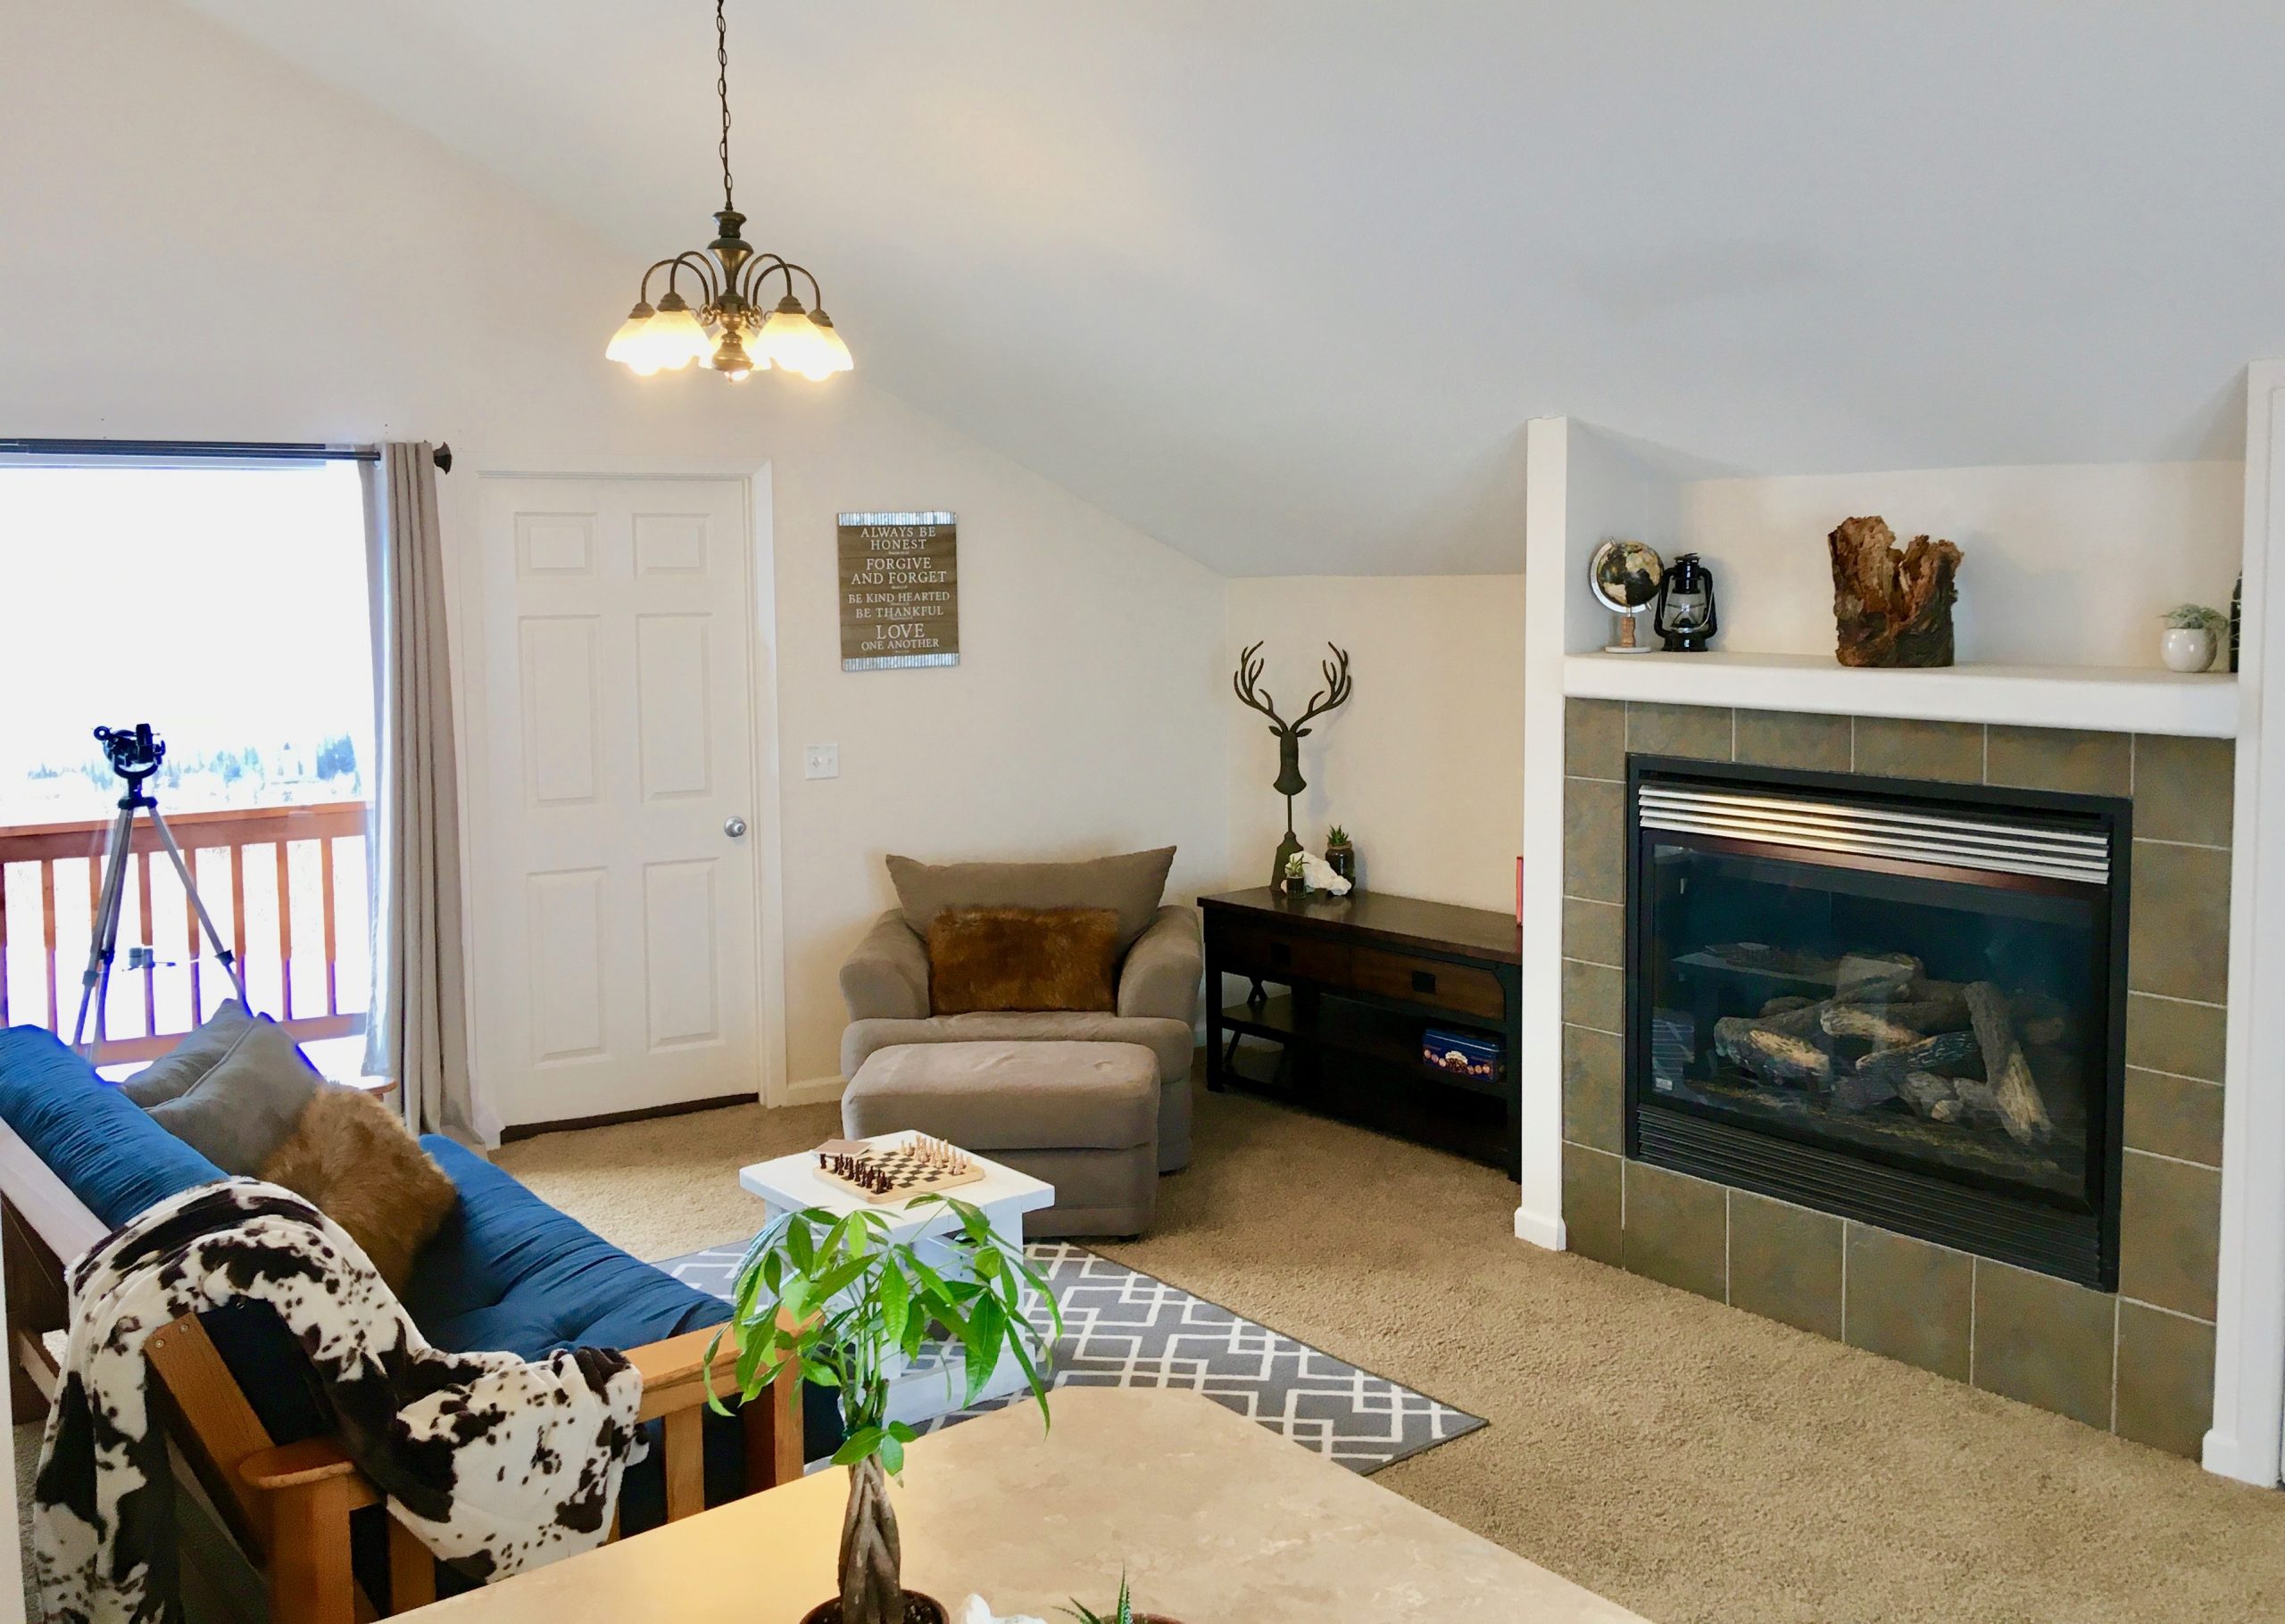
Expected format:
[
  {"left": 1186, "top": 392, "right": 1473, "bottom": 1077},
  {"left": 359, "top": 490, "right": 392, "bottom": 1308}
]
[{"left": 504, "top": 1073, "right": 2285, "bottom": 1623}]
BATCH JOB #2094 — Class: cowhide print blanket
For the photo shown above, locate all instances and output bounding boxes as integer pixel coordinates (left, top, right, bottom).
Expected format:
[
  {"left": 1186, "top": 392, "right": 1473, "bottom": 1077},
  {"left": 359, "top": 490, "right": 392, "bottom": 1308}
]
[{"left": 34, "top": 1180, "right": 647, "bottom": 1624}]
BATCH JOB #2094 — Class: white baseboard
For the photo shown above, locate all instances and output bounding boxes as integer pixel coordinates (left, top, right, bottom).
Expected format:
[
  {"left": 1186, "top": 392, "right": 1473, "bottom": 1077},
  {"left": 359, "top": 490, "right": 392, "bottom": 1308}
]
[
  {"left": 2202, "top": 1425, "right": 2283, "bottom": 1487},
  {"left": 1514, "top": 1205, "right": 1567, "bottom": 1251},
  {"left": 782, "top": 1073, "right": 847, "bottom": 1107}
]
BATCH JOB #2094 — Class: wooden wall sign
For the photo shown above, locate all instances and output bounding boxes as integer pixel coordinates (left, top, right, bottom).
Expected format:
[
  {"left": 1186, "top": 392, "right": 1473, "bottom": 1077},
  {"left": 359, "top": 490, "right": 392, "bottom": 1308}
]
[{"left": 838, "top": 511, "right": 959, "bottom": 671}]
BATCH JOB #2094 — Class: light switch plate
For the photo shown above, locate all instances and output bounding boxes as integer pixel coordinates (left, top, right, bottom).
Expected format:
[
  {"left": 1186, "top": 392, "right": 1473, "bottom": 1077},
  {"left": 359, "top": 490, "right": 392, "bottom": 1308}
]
[{"left": 803, "top": 743, "right": 840, "bottom": 780}]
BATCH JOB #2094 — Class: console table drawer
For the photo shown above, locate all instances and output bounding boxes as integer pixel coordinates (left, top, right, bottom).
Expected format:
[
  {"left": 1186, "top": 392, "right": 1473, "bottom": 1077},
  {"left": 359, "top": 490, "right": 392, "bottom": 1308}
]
[
  {"left": 1348, "top": 945, "right": 1506, "bottom": 1020},
  {"left": 1217, "top": 923, "right": 1350, "bottom": 985}
]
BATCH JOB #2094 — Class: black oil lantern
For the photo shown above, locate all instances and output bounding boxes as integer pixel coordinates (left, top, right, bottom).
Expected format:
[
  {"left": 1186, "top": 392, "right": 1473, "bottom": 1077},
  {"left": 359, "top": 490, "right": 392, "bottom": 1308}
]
[{"left": 1656, "top": 552, "right": 1718, "bottom": 652}]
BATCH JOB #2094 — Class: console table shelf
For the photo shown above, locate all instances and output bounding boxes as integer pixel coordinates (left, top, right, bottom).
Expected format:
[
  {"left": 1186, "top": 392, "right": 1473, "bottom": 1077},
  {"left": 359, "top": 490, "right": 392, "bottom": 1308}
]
[
  {"left": 1217, "top": 994, "right": 1508, "bottom": 1100},
  {"left": 1201, "top": 887, "right": 1522, "bottom": 1175}
]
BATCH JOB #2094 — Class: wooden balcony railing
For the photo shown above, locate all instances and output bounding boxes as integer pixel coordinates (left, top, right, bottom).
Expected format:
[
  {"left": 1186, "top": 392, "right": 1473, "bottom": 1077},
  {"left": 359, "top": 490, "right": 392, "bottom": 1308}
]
[{"left": 0, "top": 800, "right": 369, "bottom": 1063}]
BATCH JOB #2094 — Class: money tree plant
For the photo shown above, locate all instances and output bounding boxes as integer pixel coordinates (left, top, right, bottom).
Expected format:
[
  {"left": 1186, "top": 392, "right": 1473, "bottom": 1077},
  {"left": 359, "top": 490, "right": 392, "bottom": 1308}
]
[{"left": 709, "top": 1196, "right": 1060, "bottom": 1624}]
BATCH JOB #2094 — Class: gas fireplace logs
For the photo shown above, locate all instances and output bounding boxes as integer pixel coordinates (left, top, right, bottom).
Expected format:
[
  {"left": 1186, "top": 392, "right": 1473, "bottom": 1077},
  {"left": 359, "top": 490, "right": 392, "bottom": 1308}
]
[
  {"left": 1702, "top": 944, "right": 2059, "bottom": 1146},
  {"left": 1712, "top": 1021, "right": 1835, "bottom": 1083},
  {"left": 1832, "top": 1030, "right": 1981, "bottom": 1111},
  {"left": 1821, "top": 996, "right": 1970, "bottom": 1050},
  {"left": 1833, "top": 951, "right": 1922, "bottom": 1002},
  {"left": 1964, "top": 981, "right": 2055, "bottom": 1146}
]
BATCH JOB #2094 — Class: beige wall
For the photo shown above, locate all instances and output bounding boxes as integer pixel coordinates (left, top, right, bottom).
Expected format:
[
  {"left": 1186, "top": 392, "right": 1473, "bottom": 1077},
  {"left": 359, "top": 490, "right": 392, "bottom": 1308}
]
[
  {"left": 1681, "top": 462, "right": 2243, "bottom": 668},
  {"left": 2, "top": 0, "right": 1229, "bottom": 1121},
  {"left": 769, "top": 401, "right": 1226, "bottom": 1088},
  {"left": 1224, "top": 576, "right": 1525, "bottom": 915}
]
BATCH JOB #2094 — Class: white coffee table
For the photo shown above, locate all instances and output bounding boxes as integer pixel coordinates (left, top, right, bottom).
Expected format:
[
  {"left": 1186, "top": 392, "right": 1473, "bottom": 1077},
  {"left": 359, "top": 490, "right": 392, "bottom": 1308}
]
[
  {"left": 736, "top": 1134, "right": 1056, "bottom": 1430},
  {"left": 737, "top": 1132, "right": 1055, "bottom": 1247}
]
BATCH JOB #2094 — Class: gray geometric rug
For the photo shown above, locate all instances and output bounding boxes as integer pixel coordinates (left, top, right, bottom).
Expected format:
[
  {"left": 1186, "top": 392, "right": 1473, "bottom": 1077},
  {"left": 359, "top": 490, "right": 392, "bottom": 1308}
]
[{"left": 657, "top": 1238, "right": 1485, "bottom": 1473}]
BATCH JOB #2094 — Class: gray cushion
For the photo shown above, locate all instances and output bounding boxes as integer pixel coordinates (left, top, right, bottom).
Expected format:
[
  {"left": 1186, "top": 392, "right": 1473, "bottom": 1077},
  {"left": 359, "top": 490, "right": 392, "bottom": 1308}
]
[
  {"left": 843, "top": 1040, "right": 1159, "bottom": 1151},
  {"left": 841, "top": 1012, "right": 1196, "bottom": 1087},
  {"left": 145, "top": 1012, "right": 326, "bottom": 1174},
  {"left": 885, "top": 847, "right": 1175, "bottom": 951},
  {"left": 120, "top": 999, "right": 258, "bottom": 1106}
]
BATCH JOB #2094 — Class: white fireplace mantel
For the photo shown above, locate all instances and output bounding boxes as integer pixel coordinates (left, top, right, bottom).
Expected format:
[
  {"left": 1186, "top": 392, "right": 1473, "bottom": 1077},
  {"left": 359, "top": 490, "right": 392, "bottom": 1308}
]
[{"left": 1564, "top": 650, "right": 2239, "bottom": 739}]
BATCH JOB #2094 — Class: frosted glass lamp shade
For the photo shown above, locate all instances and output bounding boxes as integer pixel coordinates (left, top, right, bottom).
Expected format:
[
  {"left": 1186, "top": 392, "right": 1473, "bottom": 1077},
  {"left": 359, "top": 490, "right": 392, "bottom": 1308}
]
[
  {"left": 605, "top": 302, "right": 657, "bottom": 369},
  {"left": 756, "top": 297, "right": 827, "bottom": 377},
  {"left": 643, "top": 297, "right": 712, "bottom": 371},
  {"left": 802, "top": 311, "right": 854, "bottom": 378}
]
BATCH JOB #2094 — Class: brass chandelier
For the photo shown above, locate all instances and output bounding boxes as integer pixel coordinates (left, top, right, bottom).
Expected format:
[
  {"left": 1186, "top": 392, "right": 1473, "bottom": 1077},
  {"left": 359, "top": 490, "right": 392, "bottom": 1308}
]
[{"left": 605, "top": 0, "right": 852, "bottom": 382}]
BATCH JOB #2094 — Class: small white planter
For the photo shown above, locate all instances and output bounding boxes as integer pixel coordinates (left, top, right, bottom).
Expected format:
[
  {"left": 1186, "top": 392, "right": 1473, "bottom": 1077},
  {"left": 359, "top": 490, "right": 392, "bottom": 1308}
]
[{"left": 2162, "top": 626, "right": 2217, "bottom": 674}]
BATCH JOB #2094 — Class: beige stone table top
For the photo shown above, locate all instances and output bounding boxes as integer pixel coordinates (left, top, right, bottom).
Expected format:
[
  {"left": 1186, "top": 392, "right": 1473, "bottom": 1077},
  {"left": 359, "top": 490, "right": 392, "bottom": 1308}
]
[{"left": 424, "top": 1388, "right": 1647, "bottom": 1623}]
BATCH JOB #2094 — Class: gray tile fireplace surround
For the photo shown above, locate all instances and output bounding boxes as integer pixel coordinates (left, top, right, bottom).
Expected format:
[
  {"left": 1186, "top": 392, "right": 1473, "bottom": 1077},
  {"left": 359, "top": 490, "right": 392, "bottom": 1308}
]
[{"left": 1560, "top": 700, "right": 2229, "bottom": 1457}]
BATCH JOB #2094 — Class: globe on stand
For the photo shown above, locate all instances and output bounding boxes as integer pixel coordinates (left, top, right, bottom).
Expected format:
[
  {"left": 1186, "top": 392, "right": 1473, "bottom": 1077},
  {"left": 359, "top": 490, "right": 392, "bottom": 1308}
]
[{"left": 1590, "top": 539, "right": 1666, "bottom": 654}]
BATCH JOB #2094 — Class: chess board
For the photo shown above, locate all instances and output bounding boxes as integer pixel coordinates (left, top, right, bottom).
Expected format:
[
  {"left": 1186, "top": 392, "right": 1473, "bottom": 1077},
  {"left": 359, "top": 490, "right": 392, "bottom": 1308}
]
[{"left": 813, "top": 1136, "right": 986, "bottom": 1205}]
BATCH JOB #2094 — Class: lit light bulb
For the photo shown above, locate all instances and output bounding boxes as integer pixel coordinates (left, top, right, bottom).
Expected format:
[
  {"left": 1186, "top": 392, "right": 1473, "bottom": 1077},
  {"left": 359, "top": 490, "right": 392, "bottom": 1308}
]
[
  {"left": 711, "top": 331, "right": 757, "bottom": 381},
  {"left": 643, "top": 293, "right": 713, "bottom": 371},
  {"left": 605, "top": 301, "right": 657, "bottom": 369}
]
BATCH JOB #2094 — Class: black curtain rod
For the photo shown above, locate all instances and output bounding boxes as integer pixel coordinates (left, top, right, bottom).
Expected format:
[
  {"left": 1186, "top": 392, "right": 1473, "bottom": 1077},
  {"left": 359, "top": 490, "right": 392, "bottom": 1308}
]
[{"left": 0, "top": 438, "right": 453, "bottom": 472}]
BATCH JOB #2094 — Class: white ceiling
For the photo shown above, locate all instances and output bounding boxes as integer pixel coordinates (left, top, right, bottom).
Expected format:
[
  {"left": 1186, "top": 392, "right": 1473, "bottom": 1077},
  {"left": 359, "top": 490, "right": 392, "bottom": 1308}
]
[{"left": 179, "top": 1, "right": 2285, "bottom": 575}]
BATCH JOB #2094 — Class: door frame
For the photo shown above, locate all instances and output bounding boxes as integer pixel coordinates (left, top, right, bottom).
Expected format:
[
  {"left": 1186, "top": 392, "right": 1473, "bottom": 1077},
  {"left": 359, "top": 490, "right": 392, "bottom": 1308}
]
[{"left": 453, "top": 458, "right": 788, "bottom": 1139}]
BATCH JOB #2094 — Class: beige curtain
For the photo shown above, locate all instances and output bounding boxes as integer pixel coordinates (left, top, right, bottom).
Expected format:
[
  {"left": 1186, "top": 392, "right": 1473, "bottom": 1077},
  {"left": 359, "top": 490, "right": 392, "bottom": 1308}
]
[{"left": 361, "top": 443, "right": 477, "bottom": 1142}]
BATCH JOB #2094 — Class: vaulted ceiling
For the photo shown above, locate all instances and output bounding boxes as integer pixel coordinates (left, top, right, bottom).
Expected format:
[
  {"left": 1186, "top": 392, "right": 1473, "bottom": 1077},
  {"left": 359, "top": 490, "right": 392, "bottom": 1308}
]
[{"left": 179, "top": 2, "right": 2285, "bottom": 575}]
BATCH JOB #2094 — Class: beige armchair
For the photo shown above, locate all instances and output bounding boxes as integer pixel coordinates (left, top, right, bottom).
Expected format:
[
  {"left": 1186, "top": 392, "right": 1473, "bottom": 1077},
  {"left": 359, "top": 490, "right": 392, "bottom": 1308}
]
[{"left": 839, "top": 904, "right": 1202, "bottom": 1172}]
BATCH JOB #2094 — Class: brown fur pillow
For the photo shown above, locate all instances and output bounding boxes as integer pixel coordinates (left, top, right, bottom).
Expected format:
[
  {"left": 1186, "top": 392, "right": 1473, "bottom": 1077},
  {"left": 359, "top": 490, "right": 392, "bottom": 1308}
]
[
  {"left": 927, "top": 906, "right": 1122, "bottom": 1015},
  {"left": 257, "top": 1086, "right": 458, "bottom": 1293}
]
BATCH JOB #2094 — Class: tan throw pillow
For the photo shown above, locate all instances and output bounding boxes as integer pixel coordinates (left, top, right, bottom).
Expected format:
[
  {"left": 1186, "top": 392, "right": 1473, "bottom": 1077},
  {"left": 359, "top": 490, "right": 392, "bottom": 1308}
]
[
  {"left": 927, "top": 907, "right": 1123, "bottom": 1015},
  {"left": 258, "top": 1087, "right": 458, "bottom": 1294},
  {"left": 886, "top": 847, "right": 1175, "bottom": 951}
]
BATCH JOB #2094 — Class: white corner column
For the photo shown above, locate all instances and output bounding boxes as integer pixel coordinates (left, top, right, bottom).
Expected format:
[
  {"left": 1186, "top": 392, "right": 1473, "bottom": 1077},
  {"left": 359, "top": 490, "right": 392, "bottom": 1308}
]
[
  {"left": 2207, "top": 357, "right": 2285, "bottom": 1487},
  {"left": 1516, "top": 418, "right": 1572, "bottom": 1247},
  {"left": 1515, "top": 418, "right": 1684, "bottom": 1250}
]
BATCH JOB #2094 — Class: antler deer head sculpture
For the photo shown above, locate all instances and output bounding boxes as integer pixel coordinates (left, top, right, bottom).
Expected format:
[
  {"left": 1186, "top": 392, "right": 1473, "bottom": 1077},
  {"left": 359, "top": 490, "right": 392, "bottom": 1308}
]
[{"left": 1232, "top": 641, "right": 1353, "bottom": 888}]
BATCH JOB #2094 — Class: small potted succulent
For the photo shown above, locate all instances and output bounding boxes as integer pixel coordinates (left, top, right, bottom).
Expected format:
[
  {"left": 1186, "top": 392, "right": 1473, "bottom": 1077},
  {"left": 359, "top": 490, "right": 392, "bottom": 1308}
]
[
  {"left": 1062, "top": 1574, "right": 1181, "bottom": 1624},
  {"left": 2161, "top": 603, "right": 2228, "bottom": 673},
  {"left": 710, "top": 1197, "right": 1061, "bottom": 1624},
  {"left": 1323, "top": 825, "right": 1357, "bottom": 887},
  {"left": 1283, "top": 848, "right": 1310, "bottom": 896}
]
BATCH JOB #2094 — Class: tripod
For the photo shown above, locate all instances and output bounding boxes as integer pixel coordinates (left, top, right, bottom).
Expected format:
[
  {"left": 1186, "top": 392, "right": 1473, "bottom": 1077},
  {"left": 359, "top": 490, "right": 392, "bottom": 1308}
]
[{"left": 71, "top": 724, "right": 249, "bottom": 1061}]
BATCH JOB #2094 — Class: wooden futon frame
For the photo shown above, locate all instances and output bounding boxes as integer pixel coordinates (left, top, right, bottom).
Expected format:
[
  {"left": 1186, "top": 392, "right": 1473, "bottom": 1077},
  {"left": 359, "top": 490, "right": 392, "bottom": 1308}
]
[{"left": 0, "top": 1123, "right": 798, "bottom": 1623}]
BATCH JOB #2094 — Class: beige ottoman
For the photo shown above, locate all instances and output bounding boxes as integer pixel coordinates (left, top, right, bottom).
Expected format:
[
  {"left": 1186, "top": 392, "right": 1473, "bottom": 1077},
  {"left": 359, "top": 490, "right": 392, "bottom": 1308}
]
[{"left": 841, "top": 1040, "right": 1160, "bottom": 1238}]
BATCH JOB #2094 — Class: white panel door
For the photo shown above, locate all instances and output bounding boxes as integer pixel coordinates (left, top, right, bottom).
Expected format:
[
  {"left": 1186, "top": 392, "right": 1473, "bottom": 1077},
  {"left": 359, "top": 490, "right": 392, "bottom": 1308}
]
[{"left": 476, "top": 477, "right": 761, "bottom": 1126}]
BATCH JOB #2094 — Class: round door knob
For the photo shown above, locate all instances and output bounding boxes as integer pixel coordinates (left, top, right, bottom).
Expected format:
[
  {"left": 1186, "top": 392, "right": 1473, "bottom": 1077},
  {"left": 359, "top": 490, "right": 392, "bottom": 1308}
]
[{"left": 724, "top": 816, "right": 748, "bottom": 839}]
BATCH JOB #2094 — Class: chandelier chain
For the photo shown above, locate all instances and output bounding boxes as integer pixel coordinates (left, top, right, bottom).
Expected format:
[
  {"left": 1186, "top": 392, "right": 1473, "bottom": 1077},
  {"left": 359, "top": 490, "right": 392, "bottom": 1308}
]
[{"left": 716, "top": 0, "right": 734, "bottom": 211}]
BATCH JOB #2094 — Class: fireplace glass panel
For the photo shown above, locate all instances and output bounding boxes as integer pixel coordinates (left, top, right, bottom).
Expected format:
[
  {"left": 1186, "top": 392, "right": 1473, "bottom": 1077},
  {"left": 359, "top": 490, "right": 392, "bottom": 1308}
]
[{"left": 1641, "top": 840, "right": 2105, "bottom": 1206}]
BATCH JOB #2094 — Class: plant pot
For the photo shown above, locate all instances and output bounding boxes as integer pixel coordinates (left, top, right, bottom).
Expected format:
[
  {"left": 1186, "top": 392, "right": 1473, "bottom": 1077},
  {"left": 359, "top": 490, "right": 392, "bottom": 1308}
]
[
  {"left": 2162, "top": 626, "right": 2216, "bottom": 673},
  {"left": 797, "top": 1597, "right": 948, "bottom": 1624},
  {"left": 1325, "top": 843, "right": 1356, "bottom": 886}
]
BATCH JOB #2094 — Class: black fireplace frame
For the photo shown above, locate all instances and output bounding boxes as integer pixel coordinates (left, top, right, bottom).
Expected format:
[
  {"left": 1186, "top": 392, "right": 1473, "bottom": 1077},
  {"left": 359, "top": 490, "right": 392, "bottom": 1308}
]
[{"left": 1623, "top": 755, "right": 2131, "bottom": 1289}]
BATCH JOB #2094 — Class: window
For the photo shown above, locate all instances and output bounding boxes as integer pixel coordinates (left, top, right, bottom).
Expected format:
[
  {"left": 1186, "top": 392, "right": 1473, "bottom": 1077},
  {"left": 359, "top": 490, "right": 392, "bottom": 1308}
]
[{"left": 0, "top": 458, "right": 376, "bottom": 1075}]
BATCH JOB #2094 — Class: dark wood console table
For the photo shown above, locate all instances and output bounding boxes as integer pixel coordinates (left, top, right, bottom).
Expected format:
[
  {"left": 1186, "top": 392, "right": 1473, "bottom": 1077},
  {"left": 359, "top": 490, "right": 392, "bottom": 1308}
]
[{"left": 1201, "top": 887, "right": 1521, "bottom": 1177}]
